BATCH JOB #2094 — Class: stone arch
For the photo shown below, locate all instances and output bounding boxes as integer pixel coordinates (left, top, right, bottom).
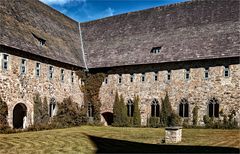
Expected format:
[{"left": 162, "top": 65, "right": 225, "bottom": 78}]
[
  {"left": 207, "top": 97, "right": 220, "bottom": 117},
  {"left": 127, "top": 99, "right": 134, "bottom": 117},
  {"left": 49, "top": 98, "right": 57, "bottom": 117},
  {"left": 179, "top": 98, "right": 189, "bottom": 117},
  {"left": 151, "top": 98, "right": 160, "bottom": 117},
  {"left": 13, "top": 103, "right": 27, "bottom": 129},
  {"left": 102, "top": 112, "right": 113, "bottom": 125}
]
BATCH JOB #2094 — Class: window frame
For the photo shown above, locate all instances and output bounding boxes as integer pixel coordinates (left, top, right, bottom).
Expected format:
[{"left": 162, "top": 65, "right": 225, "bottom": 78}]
[
  {"left": 49, "top": 98, "right": 57, "bottom": 117},
  {"left": 151, "top": 47, "right": 162, "bottom": 54},
  {"left": 20, "top": 58, "right": 27, "bottom": 75},
  {"left": 130, "top": 73, "right": 134, "bottom": 83},
  {"left": 35, "top": 62, "right": 41, "bottom": 78},
  {"left": 204, "top": 67, "right": 209, "bottom": 80},
  {"left": 127, "top": 99, "right": 134, "bottom": 117},
  {"left": 224, "top": 66, "right": 230, "bottom": 77},
  {"left": 185, "top": 68, "right": 190, "bottom": 80},
  {"left": 118, "top": 74, "right": 122, "bottom": 84},
  {"left": 141, "top": 73, "right": 145, "bottom": 82},
  {"left": 179, "top": 98, "right": 189, "bottom": 118},
  {"left": 151, "top": 99, "right": 160, "bottom": 117},
  {"left": 2, "top": 53, "right": 9, "bottom": 71},
  {"left": 167, "top": 70, "right": 171, "bottom": 81},
  {"left": 104, "top": 76, "right": 108, "bottom": 84},
  {"left": 208, "top": 98, "right": 219, "bottom": 118},
  {"left": 48, "top": 66, "right": 54, "bottom": 80},
  {"left": 71, "top": 71, "right": 74, "bottom": 84},
  {"left": 154, "top": 72, "right": 158, "bottom": 81},
  {"left": 60, "top": 69, "right": 64, "bottom": 82},
  {"left": 88, "top": 102, "right": 93, "bottom": 118}
]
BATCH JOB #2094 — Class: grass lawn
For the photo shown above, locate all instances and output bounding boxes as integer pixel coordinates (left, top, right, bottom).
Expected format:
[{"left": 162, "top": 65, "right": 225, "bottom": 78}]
[{"left": 0, "top": 126, "right": 239, "bottom": 153}]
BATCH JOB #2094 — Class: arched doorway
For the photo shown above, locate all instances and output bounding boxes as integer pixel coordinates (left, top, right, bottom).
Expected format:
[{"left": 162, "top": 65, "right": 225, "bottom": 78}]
[
  {"left": 13, "top": 103, "right": 27, "bottom": 129},
  {"left": 102, "top": 112, "right": 113, "bottom": 125}
]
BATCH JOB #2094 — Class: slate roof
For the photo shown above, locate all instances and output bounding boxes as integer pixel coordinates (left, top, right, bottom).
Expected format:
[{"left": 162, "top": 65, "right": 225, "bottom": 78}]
[
  {"left": 0, "top": 0, "right": 239, "bottom": 69},
  {"left": 0, "top": 0, "right": 85, "bottom": 67},
  {"left": 81, "top": 0, "right": 240, "bottom": 68}
]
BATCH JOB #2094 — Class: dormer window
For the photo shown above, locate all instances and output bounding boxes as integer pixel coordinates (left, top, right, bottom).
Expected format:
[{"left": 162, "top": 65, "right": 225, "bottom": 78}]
[
  {"left": 151, "top": 46, "right": 162, "bottom": 54},
  {"left": 32, "top": 33, "right": 46, "bottom": 46}
]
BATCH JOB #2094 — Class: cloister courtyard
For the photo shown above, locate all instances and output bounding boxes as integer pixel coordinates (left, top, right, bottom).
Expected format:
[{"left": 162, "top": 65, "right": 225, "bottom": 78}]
[{"left": 0, "top": 126, "right": 239, "bottom": 153}]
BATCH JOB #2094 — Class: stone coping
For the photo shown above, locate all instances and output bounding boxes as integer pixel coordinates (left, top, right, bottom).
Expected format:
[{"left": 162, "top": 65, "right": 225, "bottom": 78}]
[{"left": 165, "top": 126, "right": 182, "bottom": 130}]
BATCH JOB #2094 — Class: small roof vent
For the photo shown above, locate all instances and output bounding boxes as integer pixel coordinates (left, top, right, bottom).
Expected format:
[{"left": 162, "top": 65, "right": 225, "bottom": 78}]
[
  {"left": 32, "top": 33, "right": 46, "bottom": 46},
  {"left": 151, "top": 46, "right": 162, "bottom": 54}
]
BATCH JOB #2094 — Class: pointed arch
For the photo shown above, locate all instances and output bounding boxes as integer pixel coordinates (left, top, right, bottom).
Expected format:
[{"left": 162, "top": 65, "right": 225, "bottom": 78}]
[
  {"left": 179, "top": 98, "right": 189, "bottom": 117},
  {"left": 151, "top": 98, "right": 160, "bottom": 117},
  {"left": 208, "top": 98, "right": 219, "bottom": 117},
  {"left": 127, "top": 99, "right": 134, "bottom": 117}
]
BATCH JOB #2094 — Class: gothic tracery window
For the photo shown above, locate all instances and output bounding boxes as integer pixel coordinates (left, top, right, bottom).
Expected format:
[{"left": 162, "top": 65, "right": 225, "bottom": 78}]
[
  {"left": 49, "top": 98, "right": 56, "bottom": 117},
  {"left": 151, "top": 99, "right": 160, "bottom": 117},
  {"left": 127, "top": 99, "right": 134, "bottom": 117},
  {"left": 208, "top": 98, "right": 219, "bottom": 117},
  {"left": 179, "top": 98, "right": 189, "bottom": 117},
  {"left": 88, "top": 102, "right": 93, "bottom": 118}
]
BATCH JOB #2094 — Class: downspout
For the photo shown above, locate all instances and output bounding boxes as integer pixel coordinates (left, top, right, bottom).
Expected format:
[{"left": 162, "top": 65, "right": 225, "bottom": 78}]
[{"left": 78, "top": 22, "right": 89, "bottom": 72}]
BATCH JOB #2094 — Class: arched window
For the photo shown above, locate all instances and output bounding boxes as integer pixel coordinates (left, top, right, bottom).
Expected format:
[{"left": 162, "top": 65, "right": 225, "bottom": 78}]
[
  {"left": 151, "top": 99, "right": 160, "bottom": 117},
  {"left": 179, "top": 98, "right": 189, "bottom": 117},
  {"left": 127, "top": 99, "right": 134, "bottom": 117},
  {"left": 208, "top": 98, "right": 219, "bottom": 117},
  {"left": 49, "top": 98, "right": 56, "bottom": 117},
  {"left": 88, "top": 102, "right": 93, "bottom": 117}
]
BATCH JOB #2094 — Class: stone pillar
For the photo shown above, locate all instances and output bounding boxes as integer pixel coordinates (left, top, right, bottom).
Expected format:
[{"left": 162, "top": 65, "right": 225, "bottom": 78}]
[{"left": 165, "top": 127, "right": 182, "bottom": 143}]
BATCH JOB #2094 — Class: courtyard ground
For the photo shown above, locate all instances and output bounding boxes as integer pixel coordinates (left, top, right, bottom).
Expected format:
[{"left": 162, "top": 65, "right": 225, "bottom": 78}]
[{"left": 0, "top": 126, "right": 239, "bottom": 153}]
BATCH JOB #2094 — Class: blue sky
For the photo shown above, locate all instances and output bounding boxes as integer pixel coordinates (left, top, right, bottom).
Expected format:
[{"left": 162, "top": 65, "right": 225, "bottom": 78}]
[{"left": 40, "top": 0, "right": 189, "bottom": 22}]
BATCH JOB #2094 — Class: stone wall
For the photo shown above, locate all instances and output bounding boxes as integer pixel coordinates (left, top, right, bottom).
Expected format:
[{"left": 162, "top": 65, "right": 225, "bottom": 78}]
[
  {"left": 99, "top": 58, "right": 240, "bottom": 126},
  {"left": 0, "top": 50, "right": 84, "bottom": 128}
]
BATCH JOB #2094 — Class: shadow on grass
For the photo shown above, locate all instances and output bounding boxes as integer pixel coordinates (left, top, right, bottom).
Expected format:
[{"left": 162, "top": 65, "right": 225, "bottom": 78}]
[{"left": 86, "top": 135, "right": 239, "bottom": 153}]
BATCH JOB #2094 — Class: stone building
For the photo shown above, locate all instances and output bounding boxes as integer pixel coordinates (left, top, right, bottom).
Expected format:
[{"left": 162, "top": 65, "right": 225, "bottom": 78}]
[{"left": 0, "top": 0, "right": 239, "bottom": 128}]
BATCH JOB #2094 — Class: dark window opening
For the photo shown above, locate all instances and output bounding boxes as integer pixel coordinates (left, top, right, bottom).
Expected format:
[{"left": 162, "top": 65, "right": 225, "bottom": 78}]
[
  {"left": 20, "top": 59, "right": 26, "bottom": 75},
  {"left": 49, "top": 98, "right": 56, "bottom": 117},
  {"left": 185, "top": 68, "right": 190, "bottom": 80},
  {"left": 127, "top": 99, "right": 134, "bottom": 117},
  {"left": 141, "top": 73, "right": 145, "bottom": 82},
  {"left": 118, "top": 74, "right": 122, "bottom": 84},
  {"left": 151, "top": 99, "right": 160, "bottom": 117},
  {"left": 167, "top": 70, "right": 171, "bottom": 81},
  {"left": 224, "top": 66, "right": 230, "bottom": 77},
  {"left": 71, "top": 71, "right": 74, "bottom": 83},
  {"left": 60, "top": 69, "right": 64, "bottom": 82},
  {"left": 179, "top": 98, "right": 189, "bottom": 117},
  {"left": 204, "top": 68, "right": 209, "bottom": 79},
  {"left": 151, "top": 46, "right": 162, "bottom": 54},
  {"left": 154, "top": 72, "right": 158, "bottom": 81},
  {"left": 104, "top": 77, "right": 108, "bottom": 84},
  {"left": 88, "top": 102, "right": 93, "bottom": 117},
  {"left": 130, "top": 74, "right": 134, "bottom": 82},
  {"left": 32, "top": 33, "right": 46, "bottom": 46},
  {"left": 49, "top": 66, "right": 54, "bottom": 80},
  {"left": 208, "top": 98, "right": 219, "bottom": 118},
  {"left": 35, "top": 63, "right": 41, "bottom": 77}
]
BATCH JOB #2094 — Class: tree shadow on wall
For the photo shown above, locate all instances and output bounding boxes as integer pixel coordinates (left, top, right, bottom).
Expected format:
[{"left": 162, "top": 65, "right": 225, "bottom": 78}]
[{"left": 86, "top": 135, "right": 239, "bottom": 153}]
